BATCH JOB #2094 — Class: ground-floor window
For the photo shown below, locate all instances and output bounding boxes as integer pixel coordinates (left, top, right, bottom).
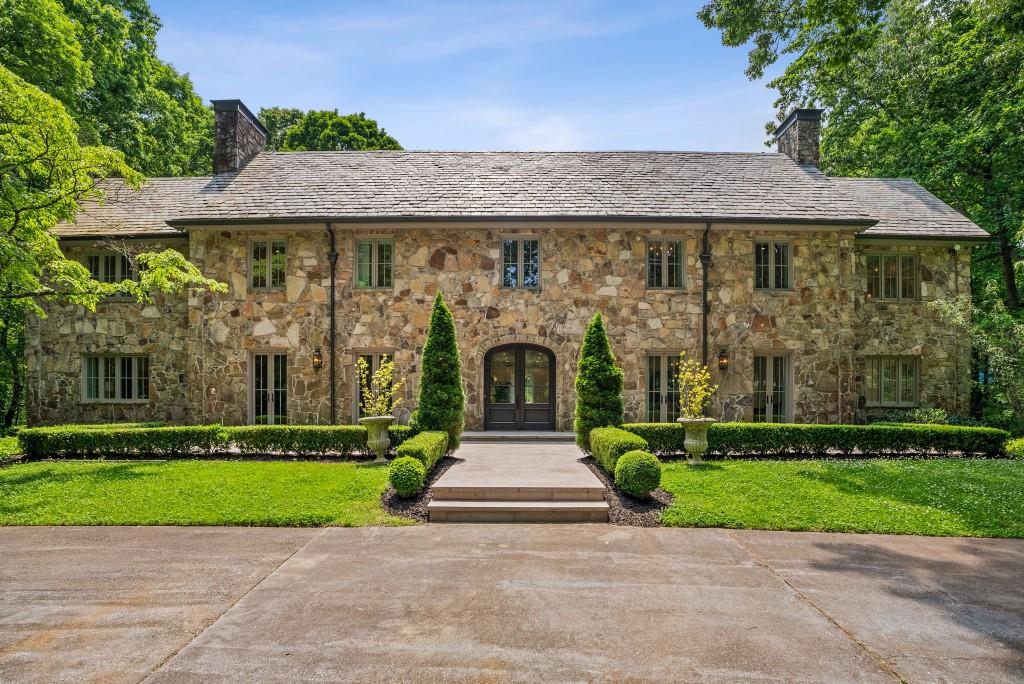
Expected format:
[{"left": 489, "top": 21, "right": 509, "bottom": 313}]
[
  {"left": 865, "top": 356, "right": 918, "bottom": 407},
  {"left": 252, "top": 352, "right": 287, "bottom": 424},
  {"left": 354, "top": 351, "right": 393, "bottom": 419},
  {"left": 82, "top": 355, "right": 150, "bottom": 401},
  {"left": 646, "top": 354, "right": 681, "bottom": 422},
  {"left": 753, "top": 353, "right": 790, "bottom": 422}
]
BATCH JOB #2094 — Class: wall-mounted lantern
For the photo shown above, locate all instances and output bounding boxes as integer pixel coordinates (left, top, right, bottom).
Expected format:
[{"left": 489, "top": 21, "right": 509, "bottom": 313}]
[
  {"left": 312, "top": 348, "right": 324, "bottom": 370},
  {"left": 718, "top": 349, "right": 730, "bottom": 371}
]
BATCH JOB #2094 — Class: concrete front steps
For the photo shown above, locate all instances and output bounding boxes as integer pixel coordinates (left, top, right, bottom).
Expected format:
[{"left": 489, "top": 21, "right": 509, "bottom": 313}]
[{"left": 427, "top": 442, "right": 609, "bottom": 523}]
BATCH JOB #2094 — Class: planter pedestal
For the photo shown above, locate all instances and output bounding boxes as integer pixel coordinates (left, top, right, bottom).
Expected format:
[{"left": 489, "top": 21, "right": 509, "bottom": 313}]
[
  {"left": 676, "top": 417, "right": 717, "bottom": 464},
  {"left": 359, "top": 415, "right": 395, "bottom": 464}
]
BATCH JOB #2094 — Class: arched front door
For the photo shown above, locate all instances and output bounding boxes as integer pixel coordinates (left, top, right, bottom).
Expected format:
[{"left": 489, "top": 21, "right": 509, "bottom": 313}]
[{"left": 484, "top": 344, "right": 555, "bottom": 430}]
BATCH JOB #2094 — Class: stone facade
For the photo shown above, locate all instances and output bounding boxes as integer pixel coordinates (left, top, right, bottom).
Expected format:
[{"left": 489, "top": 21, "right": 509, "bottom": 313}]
[{"left": 28, "top": 224, "right": 972, "bottom": 429}]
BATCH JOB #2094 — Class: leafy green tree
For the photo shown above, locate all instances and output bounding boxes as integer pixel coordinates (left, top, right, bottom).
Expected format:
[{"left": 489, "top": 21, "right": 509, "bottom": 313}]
[
  {"left": 0, "top": 301, "right": 25, "bottom": 431},
  {"left": 258, "top": 107, "right": 304, "bottom": 151},
  {"left": 413, "top": 293, "right": 464, "bottom": 449},
  {"left": 0, "top": 65, "right": 225, "bottom": 310},
  {"left": 280, "top": 110, "right": 402, "bottom": 152},
  {"left": 698, "top": 0, "right": 1023, "bottom": 310},
  {"left": 574, "top": 312, "right": 624, "bottom": 450}
]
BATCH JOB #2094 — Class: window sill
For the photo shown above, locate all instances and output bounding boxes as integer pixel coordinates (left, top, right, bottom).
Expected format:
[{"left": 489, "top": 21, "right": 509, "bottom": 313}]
[
  {"left": 865, "top": 299, "right": 921, "bottom": 305},
  {"left": 753, "top": 288, "right": 795, "bottom": 294},
  {"left": 80, "top": 399, "right": 151, "bottom": 405},
  {"left": 249, "top": 288, "right": 287, "bottom": 293},
  {"left": 866, "top": 404, "right": 920, "bottom": 409},
  {"left": 354, "top": 287, "right": 395, "bottom": 292}
]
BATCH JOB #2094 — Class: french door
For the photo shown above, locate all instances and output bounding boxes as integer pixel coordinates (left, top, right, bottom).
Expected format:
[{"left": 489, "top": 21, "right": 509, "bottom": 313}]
[
  {"left": 753, "top": 354, "right": 790, "bottom": 423},
  {"left": 252, "top": 353, "right": 287, "bottom": 425},
  {"left": 484, "top": 344, "right": 555, "bottom": 430},
  {"left": 646, "top": 354, "right": 681, "bottom": 422}
]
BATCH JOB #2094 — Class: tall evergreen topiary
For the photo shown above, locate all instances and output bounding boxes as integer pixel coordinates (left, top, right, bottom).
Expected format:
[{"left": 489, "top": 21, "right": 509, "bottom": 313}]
[
  {"left": 414, "top": 292, "right": 465, "bottom": 449},
  {"left": 574, "top": 312, "right": 624, "bottom": 450}
]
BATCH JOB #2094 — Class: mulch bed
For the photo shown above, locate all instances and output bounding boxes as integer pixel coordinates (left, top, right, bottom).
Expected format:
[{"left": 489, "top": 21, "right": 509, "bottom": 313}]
[
  {"left": 381, "top": 456, "right": 459, "bottom": 523},
  {"left": 581, "top": 456, "right": 673, "bottom": 527}
]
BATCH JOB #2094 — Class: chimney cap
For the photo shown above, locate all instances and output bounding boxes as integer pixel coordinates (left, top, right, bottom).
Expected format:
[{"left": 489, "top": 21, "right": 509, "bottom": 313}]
[
  {"left": 772, "top": 108, "right": 823, "bottom": 141},
  {"left": 211, "top": 99, "right": 268, "bottom": 137}
]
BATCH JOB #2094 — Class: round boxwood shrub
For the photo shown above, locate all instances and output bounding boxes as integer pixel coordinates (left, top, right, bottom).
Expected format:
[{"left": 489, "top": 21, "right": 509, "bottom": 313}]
[
  {"left": 389, "top": 456, "right": 426, "bottom": 498},
  {"left": 614, "top": 449, "right": 662, "bottom": 499}
]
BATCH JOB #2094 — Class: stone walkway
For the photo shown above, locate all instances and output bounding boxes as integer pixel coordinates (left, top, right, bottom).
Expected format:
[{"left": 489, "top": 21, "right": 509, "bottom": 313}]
[
  {"left": 2, "top": 526, "right": 1021, "bottom": 682},
  {"left": 427, "top": 441, "right": 609, "bottom": 522}
]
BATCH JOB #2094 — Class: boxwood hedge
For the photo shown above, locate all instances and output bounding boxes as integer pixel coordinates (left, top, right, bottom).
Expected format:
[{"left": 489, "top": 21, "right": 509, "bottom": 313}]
[
  {"left": 614, "top": 449, "right": 662, "bottom": 498},
  {"left": 621, "top": 422, "right": 1009, "bottom": 458},
  {"left": 389, "top": 430, "right": 448, "bottom": 496},
  {"left": 589, "top": 426, "right": 649, "bottom": 473}
]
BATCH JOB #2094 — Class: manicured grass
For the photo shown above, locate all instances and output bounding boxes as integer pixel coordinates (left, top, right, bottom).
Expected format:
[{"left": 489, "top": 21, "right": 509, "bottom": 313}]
[
  {"left": 0, "top": 460, "right": 410, "bottom": 527},
  {"left": 0, "top": 436, "right": 19, "bottom": 459},
  {"left": 661, "top": 458, "right": 1024, "bottom": 538}
]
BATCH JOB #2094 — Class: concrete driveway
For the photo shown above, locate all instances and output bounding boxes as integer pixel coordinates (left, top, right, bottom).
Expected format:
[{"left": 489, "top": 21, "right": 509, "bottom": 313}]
[{"left": 1, "top": 526, "right": 1021, "bottom": 683}]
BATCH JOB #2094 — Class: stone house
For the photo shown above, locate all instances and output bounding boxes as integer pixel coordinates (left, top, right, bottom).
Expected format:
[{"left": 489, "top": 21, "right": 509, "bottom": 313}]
[{"left": 27, "top": 100, "right": 989, "bottom": 430}]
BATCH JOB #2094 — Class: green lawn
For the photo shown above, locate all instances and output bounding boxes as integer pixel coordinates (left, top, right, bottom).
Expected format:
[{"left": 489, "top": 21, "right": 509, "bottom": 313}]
[
  {"left": 0, "top": 436, "right": 19, "bottom": 459},
  {"left": 0, "top": 459, "right": 409, "bottom": 527},
  {"left": 661, "top": 459, "right": 1024, "bottom": 538}
]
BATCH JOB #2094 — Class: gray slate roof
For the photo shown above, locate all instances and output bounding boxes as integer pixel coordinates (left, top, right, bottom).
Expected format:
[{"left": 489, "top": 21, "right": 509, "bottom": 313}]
[{"left": 55, "top": 151, "right": 989, "bottom": 239}]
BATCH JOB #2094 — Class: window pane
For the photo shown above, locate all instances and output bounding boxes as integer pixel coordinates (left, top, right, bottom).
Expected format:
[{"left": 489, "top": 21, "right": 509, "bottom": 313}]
[
  {"left": 273, "top": 354, "right": 287, "bottom": 425},
  {"left": 753, "top": 355, "right": 767, "bottom": 422},
  {"left": 102, "top": 255, "right": 117, "bottom": 283},
  {"left": 120, "top": 356, "right": 134, "bottom": 400},
  {"left": 253, "top": 355, "right": 269, "bottom": 424},
  {"left": 772, "top": 356, "right": 787, "bottom": 422},
  {"left": 87, "top": 256, "right": 101, "bottom": 280},
  {"left": 502, "top": 240, "right": 519, "bottom": 288},
  {"left": 774, "top": 243, "right": 790, "bottom": 289},
  {"left": 523, "top": 350, "right": 549, "bottom": 404},
  {"left": 102, "top": 357, "right": 116, "bottom": 399},
  {"left": 251, "top": 241, "right": 268, "bottom": 289},
  {"left": 881, "top": 358, "right": 898, "bottom": 404},
  {"left": 85, "top": 357, "right": 99, "bottom": 399},
  {"left": 647, "top": 241, "right": 664, "bottom": 288},
  {"left": 377, "top": 240, "right": 393, "bottom": 288},
  {"left": 899, "top": 255, "right": 916, "bottom": 300},
  {"left": 270, "top": 240, "right": 287, "bottom": 288},
  {"left": 489, "top": 350, "right": 516, "bottom": 404},
  {"left": 136, "top": 357, "right": 149, "bottom": 400},
  {"left": 899, "top": 359, "right": 916, "bottom": 404},
  {"left": 356, "top": 240, "right": 373, "bottom": 288},
  {"left": 666, "top": 241, "right": 683, "bottom": 289},
  {"left": 754, "top": 242, "right": 770, "bottom": 289},
  {"left": 666, "top": 355, "right": 681, "bottom": 422},
  {"left": 867, "top": 255, "right": 880, "bottom": 300},
  {"left": 647, "top": 356, "right": 662, "bottom": 422},
  {"left": 865, "top": 358, "right": 880, "bottom": 405},
  {"left": 882, "top": 256, "right": 898, "bottom": 300},
  {"left": 119, "top": 255, "right": 132, "bottom": 281},
  {"left": 522, "top": 239, "right": 540, "bottom": 289}
]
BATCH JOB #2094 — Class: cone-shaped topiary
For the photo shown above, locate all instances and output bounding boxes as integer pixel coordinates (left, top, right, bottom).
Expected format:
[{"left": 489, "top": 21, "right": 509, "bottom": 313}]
[
  {"left": 413, "top": 292, "right": 465, "bottom": 449},
  {"left": 574, "top": 312, "right": 624, "bottom": 450}
]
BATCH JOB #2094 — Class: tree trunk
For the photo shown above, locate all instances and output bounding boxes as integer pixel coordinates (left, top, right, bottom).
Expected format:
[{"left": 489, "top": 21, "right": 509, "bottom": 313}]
[
  {"left": 998, "top": 233, "right": 1021, "bottom": 311},
  {"left": 0, "top": 325, "right": 21, "bottom": 430}
]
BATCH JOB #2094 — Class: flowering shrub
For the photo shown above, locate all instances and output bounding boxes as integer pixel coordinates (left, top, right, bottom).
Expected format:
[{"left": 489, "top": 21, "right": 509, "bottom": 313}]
[{"left": 676, "top": 352, "right": 718, "bottom": 419}]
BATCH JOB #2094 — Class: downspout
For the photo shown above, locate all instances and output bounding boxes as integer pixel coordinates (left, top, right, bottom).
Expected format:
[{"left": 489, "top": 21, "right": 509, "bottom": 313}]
[
  {"left": 953, "top": 244, "right": 961, "bottom": 415},
  {"left": 700, "top": 223, "right": 713, "bottom": 368},
  {"left": 326, "top": 224, "right": 338, "bottom": 425}
]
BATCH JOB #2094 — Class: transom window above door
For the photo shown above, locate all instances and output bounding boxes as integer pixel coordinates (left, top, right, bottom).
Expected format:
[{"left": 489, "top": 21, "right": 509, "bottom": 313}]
[
  {"left": 866, "top": 254, "right": 917, "bottom": 302},
  {"left": 754, "top": 241, "right": 791, "bottom": 290},
  {"left": 501, "top": 238, "right": 540, "bottom": 289},
  {"left": 251, "top": 239, "right": 287, "bottom": 289},
  {"left": 646, "top": 240, "right": 684, "bottom": 289},
  {"left": 356, "top": 238, "right": 393, "bottom": 289}
]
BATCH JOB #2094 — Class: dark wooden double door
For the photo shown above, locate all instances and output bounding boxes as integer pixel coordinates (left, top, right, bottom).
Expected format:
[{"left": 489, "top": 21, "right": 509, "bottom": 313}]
[{"left": 484, "top": 344, "right": 555, "bottom": 430}]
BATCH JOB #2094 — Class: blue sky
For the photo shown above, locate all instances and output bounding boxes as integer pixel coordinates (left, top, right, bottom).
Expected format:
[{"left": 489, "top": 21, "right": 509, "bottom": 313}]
[{"left": 150, "top": 0, "right": 781, "bottom": 151}]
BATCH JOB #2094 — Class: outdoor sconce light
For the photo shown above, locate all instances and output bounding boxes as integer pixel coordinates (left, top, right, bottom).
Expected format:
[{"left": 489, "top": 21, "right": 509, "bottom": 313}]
[
  {"left": 312, "top": 348, "right": 324, "bottom": 370},
  {"left": 718, "top": 349, "right": 730, "bottom": 371}
]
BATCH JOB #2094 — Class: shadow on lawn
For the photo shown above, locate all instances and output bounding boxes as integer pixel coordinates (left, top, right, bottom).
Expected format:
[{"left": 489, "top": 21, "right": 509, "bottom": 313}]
[
  {"left": 794, "top": 460, "right": 1023, "bottom": 536},
  {"left": 806, "top": 537, "right": 1024, "bottom": 678},
  {"left": 0, "top": 462, "right": 158, "bottom": 517}
]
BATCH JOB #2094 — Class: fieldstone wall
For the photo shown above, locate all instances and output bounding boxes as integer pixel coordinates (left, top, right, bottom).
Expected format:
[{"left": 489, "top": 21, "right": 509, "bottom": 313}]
[
  {"left": 27, "top": 225, "right": 973, "bottom": 428},
  {"left": 26, "top": 241, "right": 190, "bottom": 425}
]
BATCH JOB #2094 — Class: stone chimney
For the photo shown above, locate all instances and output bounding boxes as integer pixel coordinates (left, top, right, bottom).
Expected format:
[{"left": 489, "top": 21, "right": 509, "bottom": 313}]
[
  {"left": 212, "top": 99, "right": 267, "bottom": 174},
  {"left": 773, "top": 108, "right": 823, "bottom": 167}
]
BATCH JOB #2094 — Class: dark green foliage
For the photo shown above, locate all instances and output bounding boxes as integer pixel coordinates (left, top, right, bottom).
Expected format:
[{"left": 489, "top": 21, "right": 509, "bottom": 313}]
[
  {"left": 614, "top": 450, "right": 662, "bottom": 498},
  {"left": 621, "top": 422, "right": 1010, "bottom": 458},
  {"left": 225, "top": 425, "right": 367, "bottom": 457},
  {"left": 389, "top": 456, "right": 426, "bottom": 498},
  {"left": 395, "top": 431, "right": 448, "bottom": 472},
  {"left": 257, "top": 106, "right": 304, "bottom": 151},
  {"left": 279, "top": 110, "right": 402, "bottom": 152},
  {"left": 19, "top": 425, "right": 225, "bottom": 459},
  {"left": 589, "top": 427, "right": 649, "bottom": 473},
  {"left": 574, "top": 313, "right": 624, "bottom": 450},
  {"left": 414, "top": 293, "right": 464, "bottom": 449}
]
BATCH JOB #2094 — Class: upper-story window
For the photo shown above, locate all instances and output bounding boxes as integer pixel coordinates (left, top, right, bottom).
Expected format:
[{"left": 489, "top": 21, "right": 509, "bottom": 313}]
[
  {"left": 356, "top": 238, "right": 393, "bottom": 289},
  {"left": 646, "top": 239, "right": 684, "bottom": 289},
  {"left": 86, "top": 253, "right": 133, "bottom": 283},
  {"left": 755, "top": 241, "right": 791, "bottom": 290},
  {"left": 82, "top": 355, "right": 150, "bottom": 402},
  {"left": 501, "top": 238, "right": 540, "bottom": 289},
  {"left": 251, "top": 239, "right": 287, "bottom": 289},
  {"left": 866, "top": 254, "right": 917, "bottom": 301}
]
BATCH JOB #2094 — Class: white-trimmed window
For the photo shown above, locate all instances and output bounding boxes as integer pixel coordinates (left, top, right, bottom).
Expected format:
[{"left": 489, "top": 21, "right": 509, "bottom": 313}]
[
  {"left": 501, "top": 238, "right": 540, "bottom": 289},
  {"left": 754, "top": 241, "right": 791, "bottom": 290},
  {"left": 865, "top": 356, "right": 918, "bottom": 407},
  {"left": 646, "top": 240, "right": 684, "bottom": 289},
  {"left": 356, "top": 239, "right": 393, "bottom": 289},
  {"left": 85, "top": 254, "right": 133, "bottom": 283},
  {"left": 866, "top": 254, "right": 917, "bottom": 302},
  {"left": 251, "top": 239, "right": 287, "bottom": 289},
  {"left": 354, "top": 351, "right": 394, "bottom": 419},
  {"left": 82, "top": 355, "right": 150, "bottom": 401}
]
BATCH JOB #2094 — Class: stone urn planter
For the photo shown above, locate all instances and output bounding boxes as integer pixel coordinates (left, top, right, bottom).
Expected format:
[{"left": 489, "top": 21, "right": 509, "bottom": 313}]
[
  {"left": 676, "top": 417, "right": 717, "bottom": 464},
  {"left": 359, "top": 415, "right": 394, "bottom": 464}
]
